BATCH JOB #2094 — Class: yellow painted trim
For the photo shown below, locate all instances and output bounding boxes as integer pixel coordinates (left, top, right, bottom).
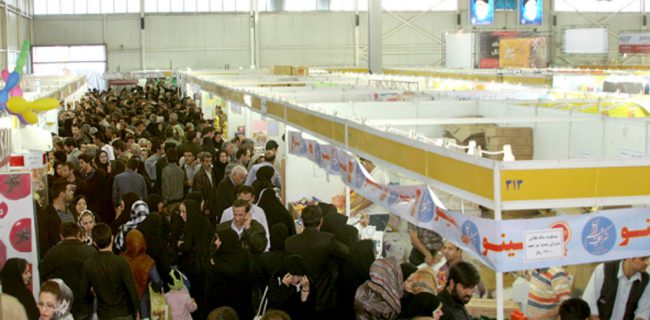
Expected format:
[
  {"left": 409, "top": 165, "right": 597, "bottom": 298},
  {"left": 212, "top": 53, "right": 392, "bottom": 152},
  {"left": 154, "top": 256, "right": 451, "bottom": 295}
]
[
  {"left": 286, "top": 108, "right": 345, "bottom": 143},
  {"left": 348, "top": 127, "right": 494, "bottom": 199},
  {"left": 251, "top": 97, "right": 261, "bottom": 111},
  {"left": 266, "top": 101, "right": 285, "bottom": 119},
  {"left": 501, "top": 166, "right": 650, "bottom": 201}
]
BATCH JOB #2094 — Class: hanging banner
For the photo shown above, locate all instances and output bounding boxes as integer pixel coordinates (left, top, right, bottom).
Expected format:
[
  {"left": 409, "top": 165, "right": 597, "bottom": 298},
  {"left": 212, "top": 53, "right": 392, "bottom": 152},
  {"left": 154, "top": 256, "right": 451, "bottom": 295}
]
[
  {"left": 499, "top": 37, "right": 549, "bottom": 68},
  {"left": 619, "top": 32, "right": 650, "bottom": 54},
  {"left": 288, "top": 131, "right": 650, "bottom": 272},
  {"left": 0, "top": 172, "right": 40, "bottom": 297}
]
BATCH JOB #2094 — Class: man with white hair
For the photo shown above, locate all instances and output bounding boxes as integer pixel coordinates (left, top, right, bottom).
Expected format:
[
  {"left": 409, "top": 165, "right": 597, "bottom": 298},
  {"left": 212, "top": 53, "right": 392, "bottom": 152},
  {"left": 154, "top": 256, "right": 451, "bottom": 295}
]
[{"left": 214, "top": 165, "right": 248, "bottom": 223}]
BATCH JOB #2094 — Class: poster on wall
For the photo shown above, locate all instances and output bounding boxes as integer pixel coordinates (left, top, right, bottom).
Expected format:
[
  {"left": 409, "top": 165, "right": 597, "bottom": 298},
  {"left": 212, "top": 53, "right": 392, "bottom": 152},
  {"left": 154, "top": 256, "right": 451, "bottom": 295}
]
[
  {"left": 479, "top": 31, "right": 522, "bottom": 68},
  {"left": 0, "top": 173, "right": 40, "bottom": 297},
  {"left": 499, "top": 37, "right": 549, "bottom": 68},
  {"left": 520, "top": 0, "right": 542, "bottom": 25},
  {"left": 619, "top": 32, "right": 650, "bottom": 54},
  {"left": 470, "top": 0, "right": 494, "bottom": 25}
]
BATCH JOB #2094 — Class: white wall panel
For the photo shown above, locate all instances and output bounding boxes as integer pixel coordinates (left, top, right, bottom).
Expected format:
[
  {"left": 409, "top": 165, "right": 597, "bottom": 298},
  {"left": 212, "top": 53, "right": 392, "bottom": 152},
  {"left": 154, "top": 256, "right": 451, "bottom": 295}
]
[{"left": 33, "top": 15, "right": 104, "bottom": 45}]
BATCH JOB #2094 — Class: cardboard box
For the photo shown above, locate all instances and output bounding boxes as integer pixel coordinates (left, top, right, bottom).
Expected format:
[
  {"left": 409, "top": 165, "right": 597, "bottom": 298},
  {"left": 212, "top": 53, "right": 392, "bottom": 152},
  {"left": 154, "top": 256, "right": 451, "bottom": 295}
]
[
  {"left": 486, "top": 135, "right": 533, "bottom": 146},
  {"left": 484, "top": 127, "right": 533, "bottom": 137},
  {"left": 272, "top": 65, "right": 293, "bottom": 75},
  {"left": 291, "top": 66, "right": 309, "bottom": 76},
  {"left": 466, "top": 298, "right": 520, "bottom": 318},
  {"left": 443, "top": 124, "right": 495, "bottom": 145}
]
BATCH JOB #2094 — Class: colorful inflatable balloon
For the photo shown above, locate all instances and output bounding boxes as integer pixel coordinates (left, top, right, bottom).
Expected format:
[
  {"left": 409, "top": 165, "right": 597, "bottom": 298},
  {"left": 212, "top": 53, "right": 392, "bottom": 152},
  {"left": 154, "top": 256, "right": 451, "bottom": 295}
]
[{"left": 7, "top": 97, "right": 59, "bottom": 125}]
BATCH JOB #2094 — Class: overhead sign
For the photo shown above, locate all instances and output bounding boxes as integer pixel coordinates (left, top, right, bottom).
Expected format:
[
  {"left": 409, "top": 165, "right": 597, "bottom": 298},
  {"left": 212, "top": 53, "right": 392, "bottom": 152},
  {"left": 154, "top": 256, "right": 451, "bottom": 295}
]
[
  {"left": 470, "top": 0, "right": 495, "bottom": 25},
  {"left": 619, "top": 32, "right": 650, "bottom": 54}
]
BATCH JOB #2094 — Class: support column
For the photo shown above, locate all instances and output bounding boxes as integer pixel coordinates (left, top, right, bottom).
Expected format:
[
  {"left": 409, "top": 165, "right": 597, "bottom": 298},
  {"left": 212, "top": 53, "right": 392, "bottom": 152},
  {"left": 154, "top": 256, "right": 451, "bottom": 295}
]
[
  {"left": 367, "top": 0, "right": 382, "bottom": 74},
  {"left": 249, "top": 0, "right": 259, "bottom": 68},
  {"left": 353, "top": 0, "right": 360, "bottom": 66},
  {"left": 2, "top": 3, "right": 9, "bottom": 69},
  {"left": 140, "top": 0, "right": 146, "bottom": 70}
]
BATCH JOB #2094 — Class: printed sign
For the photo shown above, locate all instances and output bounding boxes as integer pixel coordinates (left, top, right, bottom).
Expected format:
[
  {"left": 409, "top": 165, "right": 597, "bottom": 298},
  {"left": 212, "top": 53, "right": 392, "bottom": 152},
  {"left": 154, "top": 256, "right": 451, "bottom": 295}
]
[
  {"left": 470, "top": 0, "right": 494, "bottom": 25},
  {"left": 524, "top": 229, "right": 564, "bottom": 261},
  {"left": 288, "top": 131, "right": 650, "bottom": 272},
  {"left": 520, "top": 0, "right": 542, "bottom": 25},
  {"left": 619, "top": 32, "right": 650, "bottom": 54}
]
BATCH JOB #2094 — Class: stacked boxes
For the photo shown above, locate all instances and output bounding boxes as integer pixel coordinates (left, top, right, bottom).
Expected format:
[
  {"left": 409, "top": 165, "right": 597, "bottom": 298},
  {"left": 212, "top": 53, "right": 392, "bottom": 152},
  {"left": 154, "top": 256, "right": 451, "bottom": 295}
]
[{"left": 484, "top": 127, "right": 534, "bottom": 160}]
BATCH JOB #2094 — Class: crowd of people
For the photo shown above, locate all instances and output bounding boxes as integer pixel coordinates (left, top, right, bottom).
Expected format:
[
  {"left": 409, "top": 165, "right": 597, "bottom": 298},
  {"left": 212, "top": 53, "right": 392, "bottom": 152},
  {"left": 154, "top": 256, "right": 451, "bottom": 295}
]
[{"left": 0, "top": 81, "right": 648, "bottom": 320}]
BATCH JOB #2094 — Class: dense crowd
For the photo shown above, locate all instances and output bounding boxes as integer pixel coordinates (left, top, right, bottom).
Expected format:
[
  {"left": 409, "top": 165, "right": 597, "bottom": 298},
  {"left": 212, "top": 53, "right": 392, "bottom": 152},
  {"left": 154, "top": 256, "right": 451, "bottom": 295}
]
[{"left": 0, "top": 81, "right": 647, "bottom": 320}]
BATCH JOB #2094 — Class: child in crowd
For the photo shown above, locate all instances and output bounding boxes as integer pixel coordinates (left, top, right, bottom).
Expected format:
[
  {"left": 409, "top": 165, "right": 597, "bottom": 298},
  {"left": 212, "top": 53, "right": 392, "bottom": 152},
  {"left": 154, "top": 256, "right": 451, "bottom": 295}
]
[{"left": 164, "top": 269, "right": 197, "bottom": 320}]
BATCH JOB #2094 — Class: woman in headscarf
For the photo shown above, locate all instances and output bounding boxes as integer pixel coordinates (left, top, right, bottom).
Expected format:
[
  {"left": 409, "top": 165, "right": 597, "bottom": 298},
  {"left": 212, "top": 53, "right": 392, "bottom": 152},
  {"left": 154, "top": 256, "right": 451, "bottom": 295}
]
[
  {"left": 38, "top": 279, "right": 74, "bottom": 320},
  {"left": 71, "top": 195, "right": 88, "bottom": 220},
  {"left": 1, "top": 258, "right": 39, "bottom": 319},
  {"left": 212, "top": 149, "right": 229, "bottom": 183},
  {"left": 177, "top": 199, "right": 213, "bottom": 319},
  {"left": 267, "top": 255, "right": 316, "bottom": 319},
  {"left": 120, "top": 229, "right": 162, "bottom": 319},
  {"left": 354, "top": 257, "right": 404, "bottom": 320},
  {"left": 77, "top": 209, "right": 96, "bottom": 246},
  {"left": 401, "top": 268, "right": 439, "bottom": 317},
  {"left": 114, "top": 200, "right": 150, "bottom": 252},
  {"left": 259, "top": 223, "right": 289, "bottom": 286},
  {"left": 94, "top": 149, "right": 110, "bottom": 174},
  {"left": 205, "top": 229, "right": 253, "bottom": 320},
  {"left": 253, "top": 179, "right": 296, "bottom": 235}
]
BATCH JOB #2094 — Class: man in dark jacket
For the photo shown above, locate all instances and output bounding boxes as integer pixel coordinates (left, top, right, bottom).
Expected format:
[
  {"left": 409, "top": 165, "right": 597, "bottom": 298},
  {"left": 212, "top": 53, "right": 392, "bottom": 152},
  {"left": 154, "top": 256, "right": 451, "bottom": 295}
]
[
  {"left": 38, "top": 179, "right": 76, "bottom": 259},
  {"left": 81, "top": 223, "right": 140, "bottom": 319},
  {"left": 77, "top": 153, "right": 112, "bottom": 223},
  {"left": 214, "top": 165, "right": 247, "bottom": 222},
  {"left": 193, "top": 151, "right": 218, "bottom": 224},
  {"left": 40, "top": 222, "right": 96, "bottom": 319},
  {"left": 216, "top": 199, "right": 268, "bottom": 255},
  {"left": 284, "top": 205, "right": 349, "bottom": 319}
]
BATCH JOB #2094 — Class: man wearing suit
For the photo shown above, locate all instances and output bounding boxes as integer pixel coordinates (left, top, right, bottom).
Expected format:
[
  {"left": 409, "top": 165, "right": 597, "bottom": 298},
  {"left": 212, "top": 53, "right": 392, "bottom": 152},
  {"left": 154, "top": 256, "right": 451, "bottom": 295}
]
[
  {"left": 213, "top": 165, "right": 247, "bottom": 223},
  {"left": 284, "top": 205, "right": 350, "bottom": 320},
  {"left": 193, "top": 152, "right": 219, "bottom": 224}
]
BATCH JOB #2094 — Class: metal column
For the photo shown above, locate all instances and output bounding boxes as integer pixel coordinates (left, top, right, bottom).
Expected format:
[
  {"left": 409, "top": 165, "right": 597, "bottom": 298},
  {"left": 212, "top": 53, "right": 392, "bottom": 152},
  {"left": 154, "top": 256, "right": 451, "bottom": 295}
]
[{"left": 367, "top": 0, "right": 382, "bottom": 74}]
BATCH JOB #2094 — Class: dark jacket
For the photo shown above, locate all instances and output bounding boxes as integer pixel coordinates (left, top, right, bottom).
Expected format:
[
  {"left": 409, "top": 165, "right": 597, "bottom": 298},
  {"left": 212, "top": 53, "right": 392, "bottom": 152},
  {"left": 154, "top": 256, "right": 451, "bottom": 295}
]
[
  {"left": 37, "top": 204, "right": 64, "bottom": 259},
  {"left": 216, "top": 219, "right": 268, "bottom": 255},
  {"left": 78, "top": 168, "right": 113, "bottom": 224},
  {"left": 192, "top": 168, "right": 218, "bottom": 224},
  {"left": 214, "top": 177, "right": 237, "bottom": 221},
  {"left": 598, "top": 260, "right": 649, "bottom": 320},
  {"left": 40, "top": 238, "right": 97, "bottom": 319},
  {"left": 82, "top": 251, "right": 140, "bottom": 319},
  {"left": 205, "top": 229, "right": 254, "bottom": 320},
  {"left": 260, "top": 224, "right": 289, "bottom": 286},
  {"left": 256, "top": 187, "right": 296, "bottom": 236},
  {"left": 284, "top": 227, "right": 350, "bottom": 311},
  {"left": 137, "top": 212, "right": 173, "bottom": 288}
]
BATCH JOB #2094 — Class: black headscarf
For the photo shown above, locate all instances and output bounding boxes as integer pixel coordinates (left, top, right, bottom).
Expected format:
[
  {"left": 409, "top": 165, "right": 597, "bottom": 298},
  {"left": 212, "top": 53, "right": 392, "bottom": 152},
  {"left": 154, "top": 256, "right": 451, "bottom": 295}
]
[
  {"left": 269, "top": 223, "right": 289, "bottom": 251},
  {"left": 401, "top": 292, "right": 440, "bottom": 318},
  {"left": 215, "top": 229, "right": 242, "bottom": 255},
  {"left": 0, "top": 258, "right": 39, "bottom": 320}
]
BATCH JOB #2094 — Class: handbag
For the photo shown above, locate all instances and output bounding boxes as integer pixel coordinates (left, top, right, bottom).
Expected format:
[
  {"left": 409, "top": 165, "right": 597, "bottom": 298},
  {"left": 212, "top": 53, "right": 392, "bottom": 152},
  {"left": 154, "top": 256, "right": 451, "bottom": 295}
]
[
  {"left": 149, "top": 284, "right": 170, "bottom": 320},
  {"left": 253, "top": 286, "right": 269, "bottom": 320}
]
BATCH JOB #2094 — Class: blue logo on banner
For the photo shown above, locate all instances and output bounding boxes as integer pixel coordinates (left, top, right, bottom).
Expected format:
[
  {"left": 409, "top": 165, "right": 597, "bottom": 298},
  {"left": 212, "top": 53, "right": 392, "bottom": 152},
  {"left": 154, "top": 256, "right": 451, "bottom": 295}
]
[
  {"left": 418, "top": 192, "right": 434, "bottom": 223},
  {"left": 582, "top": 217, "right": 616, "bottom": 256},
  {"left": 461, "top": 221, "right": 481, "bottom": 252},
  {"left": 330, "top": 151, "right": 340, "bottom": 173},
  {"left": 314, "top": 143, "right": 323, "bottom": 167},
  {"left": 387, "top": 191, "right": 399, "bottom": 206},
  {"left": 353, "top": 164, "right": 365, "bottom": 189}
]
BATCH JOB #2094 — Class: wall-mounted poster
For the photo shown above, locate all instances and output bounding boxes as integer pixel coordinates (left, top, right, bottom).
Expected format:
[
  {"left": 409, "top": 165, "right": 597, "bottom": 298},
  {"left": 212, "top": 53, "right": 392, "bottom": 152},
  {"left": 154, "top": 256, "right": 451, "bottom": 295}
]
[
  {"left": 470, "top": 0, "right": 494, "bottom": 25},
  {"left": 520, "top": 0, "right": 543, "bottom": 25},
  {"left": 499, "top": 37, "right": 549, "bottom": 68},
  {"left": 479, "top": 31, "right": 522, "bottom": 68}
]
